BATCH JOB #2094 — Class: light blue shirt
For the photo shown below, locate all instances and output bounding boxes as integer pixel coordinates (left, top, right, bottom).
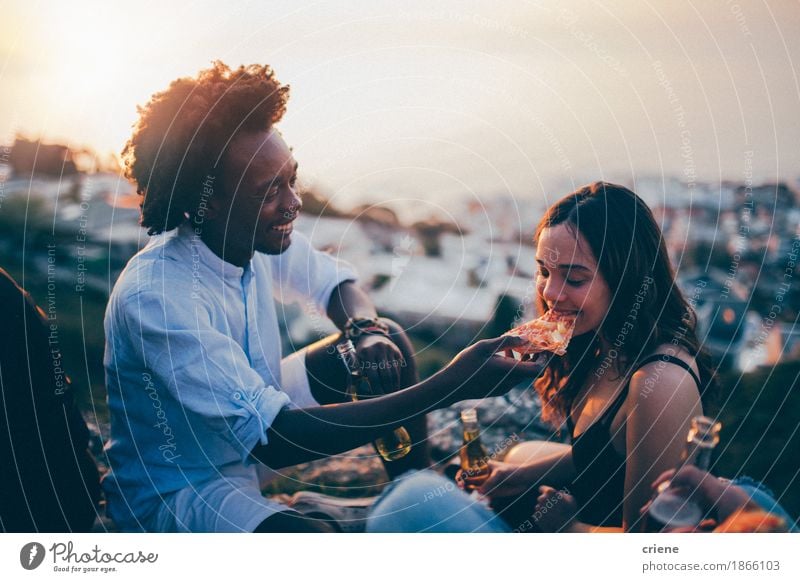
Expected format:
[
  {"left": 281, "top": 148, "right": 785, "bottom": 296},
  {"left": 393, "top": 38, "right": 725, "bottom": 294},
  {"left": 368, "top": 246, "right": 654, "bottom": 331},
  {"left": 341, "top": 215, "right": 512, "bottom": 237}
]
[{"left": 102, "top": 223, "right": 356, "bottom": 526}]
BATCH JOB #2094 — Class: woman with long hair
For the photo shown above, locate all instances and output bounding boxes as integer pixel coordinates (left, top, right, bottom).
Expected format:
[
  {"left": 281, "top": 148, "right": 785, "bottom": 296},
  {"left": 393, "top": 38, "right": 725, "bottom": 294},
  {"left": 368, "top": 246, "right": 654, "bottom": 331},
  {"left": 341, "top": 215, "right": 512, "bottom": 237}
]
[{"left": 366, "top": 181, "right": 718, "bottom": 533}]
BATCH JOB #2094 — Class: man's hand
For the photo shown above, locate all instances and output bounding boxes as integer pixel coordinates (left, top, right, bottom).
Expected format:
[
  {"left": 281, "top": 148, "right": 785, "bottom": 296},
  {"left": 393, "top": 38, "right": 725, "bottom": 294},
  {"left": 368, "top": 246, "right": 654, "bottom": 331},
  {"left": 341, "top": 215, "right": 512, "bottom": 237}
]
[
  {"left": 355, "top": 334, "right": 406, "bottom": 395},
  {"left": 438, "top": 335, "right": 546, "bottom": 404}
]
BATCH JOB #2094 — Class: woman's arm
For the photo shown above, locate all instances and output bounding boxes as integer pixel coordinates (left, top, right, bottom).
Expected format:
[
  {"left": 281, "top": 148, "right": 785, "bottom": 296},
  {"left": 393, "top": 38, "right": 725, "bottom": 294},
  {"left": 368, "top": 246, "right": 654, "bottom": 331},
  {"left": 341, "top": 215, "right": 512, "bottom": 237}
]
[
  {"left": 253, "top": 336, "right": 544, "bottom": 469},
  {"left": 621, "top": 360, "right": 704, "bottom": 531},
  {"left": 480, "top": 445, "right": 576, "bottom": 498}
]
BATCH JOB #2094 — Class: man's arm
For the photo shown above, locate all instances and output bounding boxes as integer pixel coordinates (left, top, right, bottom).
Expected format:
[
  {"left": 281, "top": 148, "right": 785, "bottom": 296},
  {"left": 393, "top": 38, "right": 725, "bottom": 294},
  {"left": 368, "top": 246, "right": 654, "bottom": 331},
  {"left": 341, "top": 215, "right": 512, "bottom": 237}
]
[
  {"left": 326, "top": 281, "right": 407, "bottom": 394},
  {"left": 326, "top": 280, "right": 377, "bottom": 328},
  {"left": 253, "top": 369, "right": 451, "bottom": 469}
]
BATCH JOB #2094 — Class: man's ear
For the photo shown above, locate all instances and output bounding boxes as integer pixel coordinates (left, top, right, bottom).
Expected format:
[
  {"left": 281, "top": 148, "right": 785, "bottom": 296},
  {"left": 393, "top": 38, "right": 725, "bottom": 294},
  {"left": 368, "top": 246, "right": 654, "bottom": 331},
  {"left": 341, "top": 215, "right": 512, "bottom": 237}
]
[{"left": 203, "top": 192, "right": 222, "bottom": 220}]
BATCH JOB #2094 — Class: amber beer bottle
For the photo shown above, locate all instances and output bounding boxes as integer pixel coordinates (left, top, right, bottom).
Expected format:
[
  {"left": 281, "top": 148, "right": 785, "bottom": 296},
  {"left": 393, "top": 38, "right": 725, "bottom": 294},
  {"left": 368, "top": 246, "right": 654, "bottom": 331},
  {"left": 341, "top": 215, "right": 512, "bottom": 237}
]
[
  {"left": 643, "top": 415, "right": 722, "bottom": 531},
  {"left": 459, "top": 409, "right": 491, "bottom": 492},
  {"left": 336, "top": 340, "right": 412, "bottom": 461}
]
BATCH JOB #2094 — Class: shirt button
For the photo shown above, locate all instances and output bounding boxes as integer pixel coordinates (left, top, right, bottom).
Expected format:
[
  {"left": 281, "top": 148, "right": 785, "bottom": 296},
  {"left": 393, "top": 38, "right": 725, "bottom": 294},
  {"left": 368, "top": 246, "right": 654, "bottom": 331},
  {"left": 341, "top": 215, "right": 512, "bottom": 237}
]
[{"left": 233, "top": 392, "right": 242, "bottom": 400}]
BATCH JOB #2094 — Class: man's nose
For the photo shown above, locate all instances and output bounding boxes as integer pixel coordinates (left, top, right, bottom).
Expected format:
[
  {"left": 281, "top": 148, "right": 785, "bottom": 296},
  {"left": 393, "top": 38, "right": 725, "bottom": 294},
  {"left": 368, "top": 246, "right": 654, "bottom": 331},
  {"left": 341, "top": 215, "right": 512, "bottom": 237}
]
[{"left": 281, "top": 190, "right": 302, "bottom": 218}]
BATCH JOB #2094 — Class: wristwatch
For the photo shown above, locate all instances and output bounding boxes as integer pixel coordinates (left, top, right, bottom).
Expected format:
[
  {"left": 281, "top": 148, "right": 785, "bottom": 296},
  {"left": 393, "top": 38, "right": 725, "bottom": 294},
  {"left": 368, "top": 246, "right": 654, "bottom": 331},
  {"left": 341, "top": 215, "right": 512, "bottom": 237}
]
[{"left": 344, "top": 317, "right": 390, "bottom": 342}]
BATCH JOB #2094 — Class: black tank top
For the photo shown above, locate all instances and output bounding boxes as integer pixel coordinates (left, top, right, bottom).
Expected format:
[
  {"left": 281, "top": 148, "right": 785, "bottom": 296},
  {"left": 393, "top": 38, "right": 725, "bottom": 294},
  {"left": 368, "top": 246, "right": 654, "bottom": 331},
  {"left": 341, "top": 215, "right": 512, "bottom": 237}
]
[{"left": 567, "top": 354, "right": 701, "bottom": 527}]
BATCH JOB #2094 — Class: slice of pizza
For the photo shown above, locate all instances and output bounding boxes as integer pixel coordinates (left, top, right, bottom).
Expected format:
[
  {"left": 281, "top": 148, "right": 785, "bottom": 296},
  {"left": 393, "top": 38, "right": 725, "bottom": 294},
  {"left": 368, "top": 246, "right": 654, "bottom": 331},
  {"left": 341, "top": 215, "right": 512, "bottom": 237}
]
[{"left": 504, "top": 310, "right": 577, "bottom": 356}]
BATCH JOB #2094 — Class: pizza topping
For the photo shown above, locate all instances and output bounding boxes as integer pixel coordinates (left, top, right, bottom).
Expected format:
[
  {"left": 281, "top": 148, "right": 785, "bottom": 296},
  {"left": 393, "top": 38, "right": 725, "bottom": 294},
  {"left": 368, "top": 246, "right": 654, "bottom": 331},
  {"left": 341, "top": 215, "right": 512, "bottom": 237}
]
[{"left": 504, "top": 310, "right": 577, "bottom": 356}]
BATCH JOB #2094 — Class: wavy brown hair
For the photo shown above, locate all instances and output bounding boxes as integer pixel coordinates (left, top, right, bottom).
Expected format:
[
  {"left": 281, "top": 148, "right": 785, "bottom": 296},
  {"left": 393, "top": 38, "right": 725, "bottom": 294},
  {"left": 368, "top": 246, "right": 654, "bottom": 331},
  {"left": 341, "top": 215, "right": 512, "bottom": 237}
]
[
  {"left": 122, "top": 61, "right": 290, "bottom": 235},
  {"left": 533, "top": 182, "right": 717, "bottom": 426}
]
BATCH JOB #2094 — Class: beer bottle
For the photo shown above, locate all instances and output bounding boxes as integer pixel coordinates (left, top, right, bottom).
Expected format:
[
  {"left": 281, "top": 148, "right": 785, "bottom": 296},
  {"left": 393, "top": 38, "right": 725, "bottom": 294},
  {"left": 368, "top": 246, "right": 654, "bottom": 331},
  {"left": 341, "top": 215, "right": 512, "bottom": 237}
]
[
  {"left": 336, "top": 340, "right": 412, "bottom": 461},
  {"left": 459, "top": 409, "right": 491, "bottom": 492},
  {"left": 643, "top": 415, "right": 722, "bottom": 531}
]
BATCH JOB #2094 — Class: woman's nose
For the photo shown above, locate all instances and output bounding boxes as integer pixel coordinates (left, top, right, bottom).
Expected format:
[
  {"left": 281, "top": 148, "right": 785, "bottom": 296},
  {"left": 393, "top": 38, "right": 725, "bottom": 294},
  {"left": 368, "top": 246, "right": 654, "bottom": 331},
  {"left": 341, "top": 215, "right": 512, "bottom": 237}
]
[{"left": 542, "top": 277, "right": 566, "bottom": 305}]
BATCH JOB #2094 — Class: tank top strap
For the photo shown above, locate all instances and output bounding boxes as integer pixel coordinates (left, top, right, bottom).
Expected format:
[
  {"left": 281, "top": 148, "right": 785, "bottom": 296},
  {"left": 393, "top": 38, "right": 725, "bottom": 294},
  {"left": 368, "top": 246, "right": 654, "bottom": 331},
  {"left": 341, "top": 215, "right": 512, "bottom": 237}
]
[
  {"left": 567, "top": 354, "right": 699, "bottom": 438},
  {"left": 599, "top": 384, "right": 629, "bottom": 428},
  {"left": 633, "top": 354, "right": 701, "bottom": 388},
  {"left": 566, "top": 401, "right": 576, "bottom": 437}
]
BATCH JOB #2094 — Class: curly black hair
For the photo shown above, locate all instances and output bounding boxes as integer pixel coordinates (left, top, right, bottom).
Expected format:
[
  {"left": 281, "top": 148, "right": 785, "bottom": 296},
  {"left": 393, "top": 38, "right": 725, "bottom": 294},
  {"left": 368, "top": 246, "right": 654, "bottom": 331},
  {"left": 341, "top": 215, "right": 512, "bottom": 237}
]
[{"left": 122, "top": 61, "right": 290, "bottom": 235}]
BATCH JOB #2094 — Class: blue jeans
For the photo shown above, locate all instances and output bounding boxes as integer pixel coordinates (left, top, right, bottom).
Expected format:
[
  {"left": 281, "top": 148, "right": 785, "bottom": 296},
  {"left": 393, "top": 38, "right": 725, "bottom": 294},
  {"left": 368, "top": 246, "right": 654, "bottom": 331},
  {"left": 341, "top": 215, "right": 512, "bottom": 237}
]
[
  {"left": 366, "top": 470, "right": 511, "bottom": 533},
  {"left": 731, "top": 476, "right": 798, "bottom": 532},
  {"left": 366, "top": 472, "right": 798, "bottom": 533}
]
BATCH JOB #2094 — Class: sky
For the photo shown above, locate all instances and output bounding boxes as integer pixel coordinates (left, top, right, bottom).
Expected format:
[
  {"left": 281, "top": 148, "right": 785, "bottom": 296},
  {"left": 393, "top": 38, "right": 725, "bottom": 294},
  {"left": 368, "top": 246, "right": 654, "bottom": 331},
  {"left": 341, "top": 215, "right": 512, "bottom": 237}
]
[{"left": 2, "top": 0, "right": 799, "bottom": 216}]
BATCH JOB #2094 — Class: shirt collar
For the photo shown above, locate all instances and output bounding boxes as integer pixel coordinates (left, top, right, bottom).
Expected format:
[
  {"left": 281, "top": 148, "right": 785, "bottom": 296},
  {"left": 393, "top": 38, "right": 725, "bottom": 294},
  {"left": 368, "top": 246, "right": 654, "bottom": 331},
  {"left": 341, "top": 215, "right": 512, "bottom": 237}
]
[{"left": 176, "top": 222, "right": 247, "bottom": 280}]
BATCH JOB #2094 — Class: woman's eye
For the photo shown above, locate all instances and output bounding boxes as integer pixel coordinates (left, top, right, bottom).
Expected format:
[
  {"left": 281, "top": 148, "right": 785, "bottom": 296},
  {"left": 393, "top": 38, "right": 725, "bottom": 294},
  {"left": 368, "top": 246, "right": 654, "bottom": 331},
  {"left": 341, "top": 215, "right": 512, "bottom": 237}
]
[
  {"left": 289, "top": 175, "right": 298, "bottom": 188},
  {"left": 538, "top": 268, "right": 549, "bottom": 278},
  {"left": 566, "top": 279, "right": 585, "bottom": 286}
]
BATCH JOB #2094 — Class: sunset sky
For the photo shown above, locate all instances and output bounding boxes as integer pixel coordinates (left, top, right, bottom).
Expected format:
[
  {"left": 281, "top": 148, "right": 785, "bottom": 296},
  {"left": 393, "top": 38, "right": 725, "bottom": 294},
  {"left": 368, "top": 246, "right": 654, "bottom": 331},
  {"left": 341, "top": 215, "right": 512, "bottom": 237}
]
[{"left": 2, "top": 0, "right": 799, "bottom": 213}]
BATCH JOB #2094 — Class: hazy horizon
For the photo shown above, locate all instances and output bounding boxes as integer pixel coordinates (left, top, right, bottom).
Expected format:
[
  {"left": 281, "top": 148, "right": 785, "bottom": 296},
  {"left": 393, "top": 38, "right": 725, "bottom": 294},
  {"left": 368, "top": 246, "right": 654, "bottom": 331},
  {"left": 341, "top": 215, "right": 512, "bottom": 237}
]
[{"left": 2, "top": 0, "right": 799, "bottom": 215}]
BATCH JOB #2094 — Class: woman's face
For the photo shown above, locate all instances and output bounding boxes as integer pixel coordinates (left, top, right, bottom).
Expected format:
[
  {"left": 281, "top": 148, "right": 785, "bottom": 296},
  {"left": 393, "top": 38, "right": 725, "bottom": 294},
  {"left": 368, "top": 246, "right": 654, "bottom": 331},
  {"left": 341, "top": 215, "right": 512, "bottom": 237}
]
[{"left": 535, "top": 223, "right": 612, "bottom": 337}]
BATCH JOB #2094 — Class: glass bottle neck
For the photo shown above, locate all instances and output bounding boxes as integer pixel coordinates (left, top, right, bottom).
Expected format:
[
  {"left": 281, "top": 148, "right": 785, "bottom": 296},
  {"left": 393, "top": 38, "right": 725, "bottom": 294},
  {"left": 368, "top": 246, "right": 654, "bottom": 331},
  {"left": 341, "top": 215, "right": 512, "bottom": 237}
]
[{"left": 680, "top": 416, "right": 721, "bottom": 472}]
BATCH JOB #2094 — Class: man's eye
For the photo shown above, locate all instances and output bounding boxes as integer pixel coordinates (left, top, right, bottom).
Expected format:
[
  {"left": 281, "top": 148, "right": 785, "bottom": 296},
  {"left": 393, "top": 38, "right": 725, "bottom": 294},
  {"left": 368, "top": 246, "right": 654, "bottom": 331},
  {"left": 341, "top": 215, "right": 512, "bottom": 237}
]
[
  {"left": 289, "top": 175, "right": 298, "bottom": 188},
  {"left": 538, "top": 268, "right": 550, "bottom": 278},
  {"left": 262, "top": 185, "right": 279, "bottom": 199}
]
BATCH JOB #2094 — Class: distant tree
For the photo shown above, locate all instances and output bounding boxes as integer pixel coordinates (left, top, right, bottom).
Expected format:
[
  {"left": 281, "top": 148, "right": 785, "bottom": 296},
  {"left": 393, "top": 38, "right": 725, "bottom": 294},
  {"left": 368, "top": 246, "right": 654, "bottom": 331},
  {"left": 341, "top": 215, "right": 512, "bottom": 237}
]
[
  {"left": 9, "top": 137, "right": 78, "bottom": 177},
  {"left": 299, "top": 188, "right": 346, "bottom": 218}
]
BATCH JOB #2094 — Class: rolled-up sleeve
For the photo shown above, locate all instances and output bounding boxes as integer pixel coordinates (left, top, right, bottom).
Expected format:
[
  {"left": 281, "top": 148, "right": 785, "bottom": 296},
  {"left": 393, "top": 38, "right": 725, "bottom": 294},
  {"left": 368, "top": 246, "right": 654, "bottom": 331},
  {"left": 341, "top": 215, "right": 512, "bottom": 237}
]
[
  {"left": 120, "top": 290, "right": 291, "bottom": 460},
  {"left": 270, "top": 231, "right": 358, "bottom": 312}
]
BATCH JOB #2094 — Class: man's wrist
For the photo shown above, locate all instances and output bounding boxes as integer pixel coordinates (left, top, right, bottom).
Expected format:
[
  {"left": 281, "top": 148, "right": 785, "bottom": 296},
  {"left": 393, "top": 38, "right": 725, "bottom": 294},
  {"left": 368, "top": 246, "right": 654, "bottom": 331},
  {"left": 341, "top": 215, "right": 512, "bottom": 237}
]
[{"left": 344, "top": 317, "right": 390, "bottom": 342}]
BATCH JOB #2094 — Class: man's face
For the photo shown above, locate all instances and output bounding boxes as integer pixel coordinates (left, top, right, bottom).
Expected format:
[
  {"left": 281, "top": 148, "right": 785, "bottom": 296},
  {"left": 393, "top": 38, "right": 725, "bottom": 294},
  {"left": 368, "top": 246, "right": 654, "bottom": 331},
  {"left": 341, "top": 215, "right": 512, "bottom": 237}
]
[{"left": 217, "top": 129, "right": 301, "bottom": 257}]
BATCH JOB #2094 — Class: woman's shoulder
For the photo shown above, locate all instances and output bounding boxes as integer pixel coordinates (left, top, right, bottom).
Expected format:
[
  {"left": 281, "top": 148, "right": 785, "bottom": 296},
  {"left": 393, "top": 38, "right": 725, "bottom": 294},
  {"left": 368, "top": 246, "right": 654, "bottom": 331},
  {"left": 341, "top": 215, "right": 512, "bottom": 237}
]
[
  {"left": 627, "top": 344, "right": 702, "bottom": 408},
  {"left": 633, "top": 344, "right": 699, "bottom": 377}
]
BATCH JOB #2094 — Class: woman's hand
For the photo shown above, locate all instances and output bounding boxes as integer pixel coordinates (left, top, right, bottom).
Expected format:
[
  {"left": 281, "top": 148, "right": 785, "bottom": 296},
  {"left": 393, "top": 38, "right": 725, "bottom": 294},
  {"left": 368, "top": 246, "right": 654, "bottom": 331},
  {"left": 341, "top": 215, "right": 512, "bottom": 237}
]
[
  {"left": 438, "top": 336, "right": 546, "bottom": 404},
  {"left": 476, "top": 460, "right": 535, "bottom": 498},
  {"left": 640, "top": 466, "right": 755, "bottom": 529},
  {"left": 534, "top": 485, "right": 579, "bottom": 532}
]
